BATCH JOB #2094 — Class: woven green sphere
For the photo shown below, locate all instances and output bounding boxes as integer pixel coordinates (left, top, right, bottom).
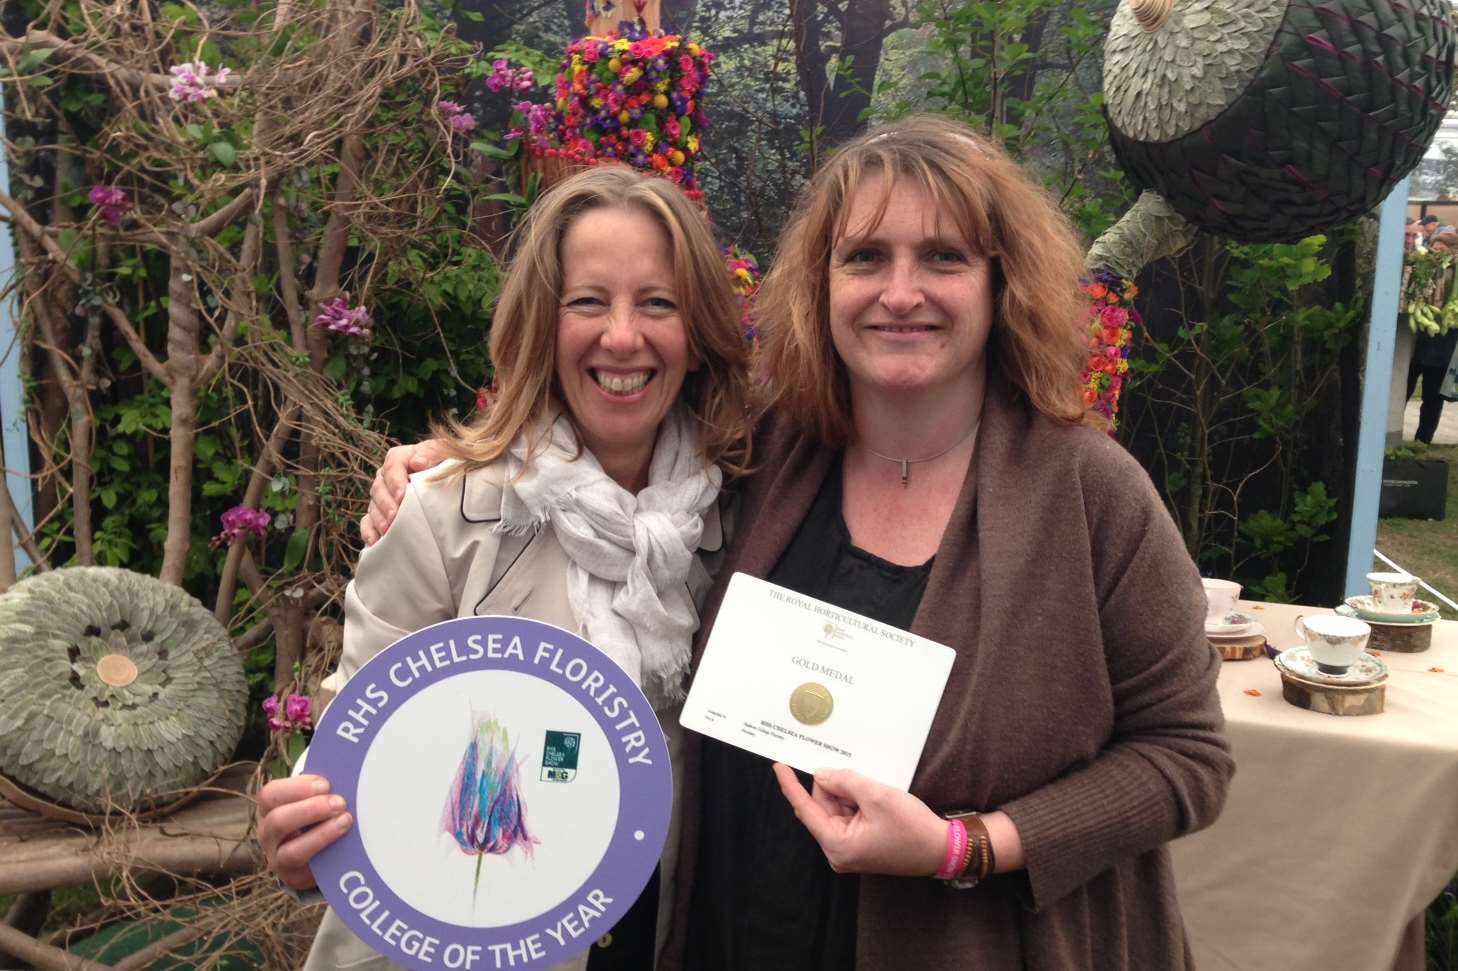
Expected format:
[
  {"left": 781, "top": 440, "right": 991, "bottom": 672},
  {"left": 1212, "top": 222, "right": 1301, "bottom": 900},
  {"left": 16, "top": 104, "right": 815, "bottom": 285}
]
[
  {"left": 1104, "top": 0, "right": 1456, "bottom": 241},
  {"left": 0, "top": 567, "right": 247, "bottom": 813}
]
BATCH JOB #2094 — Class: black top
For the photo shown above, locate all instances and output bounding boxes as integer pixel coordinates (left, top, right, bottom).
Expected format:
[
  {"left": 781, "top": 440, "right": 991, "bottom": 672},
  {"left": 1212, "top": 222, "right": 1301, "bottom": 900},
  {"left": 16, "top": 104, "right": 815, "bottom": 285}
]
[{"left": 687, "top": 461, "right": 933, "bottom": 971}]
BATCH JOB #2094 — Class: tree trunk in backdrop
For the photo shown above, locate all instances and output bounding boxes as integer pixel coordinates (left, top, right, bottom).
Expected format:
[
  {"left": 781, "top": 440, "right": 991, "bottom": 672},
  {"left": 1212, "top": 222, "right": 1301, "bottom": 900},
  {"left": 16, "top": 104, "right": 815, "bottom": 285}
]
[{"left": 820, "top": 0, "right": 891, "bottom": 145}]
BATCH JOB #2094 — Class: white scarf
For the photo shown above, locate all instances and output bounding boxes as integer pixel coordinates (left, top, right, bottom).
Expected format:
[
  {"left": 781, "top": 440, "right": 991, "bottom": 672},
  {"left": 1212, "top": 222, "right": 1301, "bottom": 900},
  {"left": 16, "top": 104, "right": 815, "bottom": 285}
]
[{"left": 498, "top": 407, "right": 721, "bottom": 709}]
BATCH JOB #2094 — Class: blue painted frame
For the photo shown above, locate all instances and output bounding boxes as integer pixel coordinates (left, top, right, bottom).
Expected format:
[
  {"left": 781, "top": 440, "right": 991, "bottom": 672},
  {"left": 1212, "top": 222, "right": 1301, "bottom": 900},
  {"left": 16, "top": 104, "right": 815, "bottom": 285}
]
[
  {"left": 1345, "top": 180, "right": 1409, "bottom": 596},
  {"left": 0, "top": 88, "right": 33, "bottom": 575}
]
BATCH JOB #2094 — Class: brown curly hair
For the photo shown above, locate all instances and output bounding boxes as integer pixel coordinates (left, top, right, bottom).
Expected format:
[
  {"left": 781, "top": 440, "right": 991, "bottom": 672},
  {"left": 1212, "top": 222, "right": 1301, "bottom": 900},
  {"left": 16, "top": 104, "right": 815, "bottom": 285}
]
[{"left": 755, "top": 115, "right": 1092, "bottom": 445}]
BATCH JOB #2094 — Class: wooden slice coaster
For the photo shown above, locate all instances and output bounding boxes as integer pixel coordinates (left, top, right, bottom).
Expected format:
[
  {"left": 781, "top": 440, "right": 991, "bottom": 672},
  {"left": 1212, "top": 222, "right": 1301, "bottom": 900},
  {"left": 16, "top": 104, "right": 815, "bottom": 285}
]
[
  {"left": 1277, "top": 667, "right": 1386, "bottom": 716},
  {"left": 1213, "top": 633, "right": 1266, "bottom": 661},
  {"left": 1363, "top": 620, "right": 1433, "bottom": 654}
]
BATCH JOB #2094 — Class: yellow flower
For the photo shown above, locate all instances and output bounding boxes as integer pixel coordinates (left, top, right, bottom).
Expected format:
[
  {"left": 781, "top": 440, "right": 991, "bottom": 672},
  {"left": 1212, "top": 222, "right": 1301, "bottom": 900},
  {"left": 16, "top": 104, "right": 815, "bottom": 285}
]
[
  {"left": 686, "top": 135, "right": 700, "bottom": 153},
  {"left": 590, "top": 96, "right": 604, "bottom": 109},
  {"left": 619, "top": 110, "right": 630, "bottom": 123},
  {"left": 644, "top": 132, "right": 656, "bottom": 151},
  {"left": 654, "top": 93, "right": 669, "bottom": 110},
  {"left": 613, "top": 39, "right": 630, "bottom": 51},
  {"left": 623, "top": 68, "right": 641, "bottom": 84},
  {"left": 608, "top": 57, "right": 622, "bottom": 73},
  {"left": 669, "top": 149, "right": 685, "bottom": 166},
  {"left": 686, "top": 42, "right": 700, "bottom": 55}
]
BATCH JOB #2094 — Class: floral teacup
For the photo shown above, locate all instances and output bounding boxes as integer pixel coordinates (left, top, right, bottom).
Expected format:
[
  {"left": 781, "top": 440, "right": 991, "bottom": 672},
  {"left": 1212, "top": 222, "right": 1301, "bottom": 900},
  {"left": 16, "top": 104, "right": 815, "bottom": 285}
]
[{"left": 1366, "top": 571, "right": 1419, "bottom": 614}]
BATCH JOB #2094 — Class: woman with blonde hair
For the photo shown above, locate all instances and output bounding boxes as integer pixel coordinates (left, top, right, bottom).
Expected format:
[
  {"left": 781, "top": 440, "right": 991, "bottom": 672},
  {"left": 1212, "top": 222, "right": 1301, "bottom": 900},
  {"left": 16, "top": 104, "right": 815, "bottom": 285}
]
[
  {"left": 365, "top": 116, "right": 1232, "bottom": 969},
  {"left": 257, "top": 163, "right": 754, "bottom": 970}
]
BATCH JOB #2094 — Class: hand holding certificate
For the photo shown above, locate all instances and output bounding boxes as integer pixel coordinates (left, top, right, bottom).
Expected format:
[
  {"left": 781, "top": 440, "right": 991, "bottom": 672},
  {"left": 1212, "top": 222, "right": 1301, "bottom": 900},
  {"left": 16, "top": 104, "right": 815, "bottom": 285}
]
[{"left": 681, "top": 573, "right": 956, "bottom": 790}]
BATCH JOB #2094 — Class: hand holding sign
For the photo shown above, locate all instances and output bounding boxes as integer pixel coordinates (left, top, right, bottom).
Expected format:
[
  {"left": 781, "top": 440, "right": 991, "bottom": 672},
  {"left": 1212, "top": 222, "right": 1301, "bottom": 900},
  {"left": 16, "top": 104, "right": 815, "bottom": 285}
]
[{"left": 305, "top": 616, "right": 671, "bottom": 971}]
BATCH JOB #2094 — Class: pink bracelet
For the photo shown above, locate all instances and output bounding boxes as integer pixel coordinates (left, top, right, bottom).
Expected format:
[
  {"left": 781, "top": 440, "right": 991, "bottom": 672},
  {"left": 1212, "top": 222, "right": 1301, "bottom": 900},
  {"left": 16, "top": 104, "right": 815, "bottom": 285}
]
[{"left": 935, "top": 818, "right": 967, "bottom": 879}]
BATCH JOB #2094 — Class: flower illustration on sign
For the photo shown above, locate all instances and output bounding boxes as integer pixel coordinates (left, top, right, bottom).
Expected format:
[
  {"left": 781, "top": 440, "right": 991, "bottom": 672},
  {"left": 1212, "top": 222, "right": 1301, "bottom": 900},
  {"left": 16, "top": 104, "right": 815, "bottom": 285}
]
[{"left": 442, "top": 714, "right": 538, "bottom": 906}]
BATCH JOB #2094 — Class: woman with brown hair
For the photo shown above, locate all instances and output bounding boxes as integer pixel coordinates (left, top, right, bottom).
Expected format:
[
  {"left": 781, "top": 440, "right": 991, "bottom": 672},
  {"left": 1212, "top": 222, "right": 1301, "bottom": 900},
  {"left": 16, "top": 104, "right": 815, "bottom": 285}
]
[
  {"left": 670, "top": 115, "right": 1231, "bottom": 970},
  {"left": 365, "top": 115, "right": 1232, "bottom": 969},
  {"left": 257, "top": 164, "right": 754, "bottom": 970}
]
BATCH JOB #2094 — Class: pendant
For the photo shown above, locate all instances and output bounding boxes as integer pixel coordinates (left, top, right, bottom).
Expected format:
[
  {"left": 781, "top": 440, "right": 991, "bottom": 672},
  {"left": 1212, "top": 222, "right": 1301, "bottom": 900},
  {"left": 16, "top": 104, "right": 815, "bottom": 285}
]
[{"left": 899, "top": 458, "right": 909, "bottom": 487}]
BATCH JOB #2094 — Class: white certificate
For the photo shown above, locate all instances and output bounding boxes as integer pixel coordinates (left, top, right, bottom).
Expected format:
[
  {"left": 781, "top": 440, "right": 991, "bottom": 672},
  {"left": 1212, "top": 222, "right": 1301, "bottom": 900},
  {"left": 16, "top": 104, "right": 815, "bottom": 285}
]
[{"left": 680, "top": 572, "right": 956, "bottom": 791}]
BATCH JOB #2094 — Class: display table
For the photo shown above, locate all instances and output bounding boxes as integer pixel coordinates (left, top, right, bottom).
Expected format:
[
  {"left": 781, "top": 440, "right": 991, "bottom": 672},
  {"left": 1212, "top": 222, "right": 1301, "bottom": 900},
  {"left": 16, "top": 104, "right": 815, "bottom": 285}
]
[{"left": 1171, "top": 601, "right": 1458, "bottom": 971}]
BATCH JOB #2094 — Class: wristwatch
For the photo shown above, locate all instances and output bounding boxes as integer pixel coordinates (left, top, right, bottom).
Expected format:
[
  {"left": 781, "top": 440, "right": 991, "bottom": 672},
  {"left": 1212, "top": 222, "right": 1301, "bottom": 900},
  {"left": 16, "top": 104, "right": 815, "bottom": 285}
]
[{"left": 941, "top": 810, "right": 995, "bottom": 890}]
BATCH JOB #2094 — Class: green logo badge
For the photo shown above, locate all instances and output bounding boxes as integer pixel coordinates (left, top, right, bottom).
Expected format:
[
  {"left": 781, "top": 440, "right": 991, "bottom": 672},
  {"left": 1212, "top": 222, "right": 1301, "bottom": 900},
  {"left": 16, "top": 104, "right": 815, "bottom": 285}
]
[{"left": 541, "top": 730, "right": 581, "bottom": 782}]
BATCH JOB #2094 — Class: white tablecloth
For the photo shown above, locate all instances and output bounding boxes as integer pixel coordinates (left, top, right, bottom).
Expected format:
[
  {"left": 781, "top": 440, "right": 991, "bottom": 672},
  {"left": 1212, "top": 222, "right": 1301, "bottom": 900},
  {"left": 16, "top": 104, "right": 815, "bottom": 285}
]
[{"left": 1171, "top": 601, "right": 1458, "bottom": 971}]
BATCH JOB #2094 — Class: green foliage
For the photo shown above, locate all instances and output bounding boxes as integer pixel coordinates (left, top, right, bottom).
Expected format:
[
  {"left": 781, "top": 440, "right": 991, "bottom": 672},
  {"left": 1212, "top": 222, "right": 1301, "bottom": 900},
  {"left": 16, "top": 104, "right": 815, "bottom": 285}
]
[
  {"left": 13, "top": 0, "right": 503, "bottom": 728},
  {"left": 872, "top": 0, "right": 1128, "bottom": 238},
  {"left": 1124, "top": 235, "right": 1359, "bottom": 600}
]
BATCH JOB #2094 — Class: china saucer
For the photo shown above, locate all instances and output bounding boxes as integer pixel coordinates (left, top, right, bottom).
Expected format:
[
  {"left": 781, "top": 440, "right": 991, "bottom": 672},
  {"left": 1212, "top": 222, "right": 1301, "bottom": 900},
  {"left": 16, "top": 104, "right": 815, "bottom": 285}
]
[
  {"left": 1341, "top": 596, "right": 1439, "bottom": 625},
  {"left": 1274, "top": 645, "right": 1389, "bottom": 686},
  {"left": 1206, "top": 611, "right": 1256, "bottom": 636},
  {"left": 1206, "top": 620, "right": 1264, "bottom": 642}
]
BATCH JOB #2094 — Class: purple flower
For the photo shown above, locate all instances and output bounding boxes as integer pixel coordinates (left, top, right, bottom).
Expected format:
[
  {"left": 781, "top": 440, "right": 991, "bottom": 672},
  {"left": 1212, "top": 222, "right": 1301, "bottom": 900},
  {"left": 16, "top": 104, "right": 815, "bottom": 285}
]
[
  {"left": 486, "top": 59, "right": 513, "bottom": 93},
  {"left": 443, "top": 715, "right": 537, "bottom": 902},
  {"left": 219, "top": 505, "right": 270, "bottom": 543},
  {"left": 314, "top": 297, "right": 371, "bottom": 337},
  {"left": 89, "top": 185, "right": 131, "bottom": 226},
  {"left": 284, "top": 693, "right": 312, "bottom": 726},
  {"left": 261, "top": 695, "right": 285, "bottom": 732},
  {"left": 437, "top": 99, "right": 466, "bottom": 116},
  {"left": 486, "top": 59, "right": 534, "bottom": 96},
  {"left": 168, "top": 61, "right": 231, "bottom": 103},
  {"left": 448, "top": 112, "right": 478, "bottom": 132}
]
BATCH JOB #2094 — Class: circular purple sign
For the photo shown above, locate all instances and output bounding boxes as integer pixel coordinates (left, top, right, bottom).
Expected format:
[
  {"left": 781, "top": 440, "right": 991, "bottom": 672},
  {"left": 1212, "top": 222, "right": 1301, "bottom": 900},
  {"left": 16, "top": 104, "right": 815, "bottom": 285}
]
[{"left": 309, "top": 615, "right": 672, "bottom": 970}]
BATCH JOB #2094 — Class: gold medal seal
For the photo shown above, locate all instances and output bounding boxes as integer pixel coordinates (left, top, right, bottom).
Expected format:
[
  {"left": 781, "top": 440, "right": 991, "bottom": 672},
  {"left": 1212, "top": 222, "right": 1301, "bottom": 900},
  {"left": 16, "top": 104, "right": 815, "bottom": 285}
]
[{"left": 789, "top": 682, "right": 834, "bottom": 726}]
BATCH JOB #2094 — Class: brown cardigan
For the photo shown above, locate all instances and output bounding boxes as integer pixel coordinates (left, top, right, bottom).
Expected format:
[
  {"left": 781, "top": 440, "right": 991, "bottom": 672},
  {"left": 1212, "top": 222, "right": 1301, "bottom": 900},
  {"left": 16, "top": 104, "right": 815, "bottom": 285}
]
[{"left": 663, "top": 375, "right": 1234, "bottom": 970}]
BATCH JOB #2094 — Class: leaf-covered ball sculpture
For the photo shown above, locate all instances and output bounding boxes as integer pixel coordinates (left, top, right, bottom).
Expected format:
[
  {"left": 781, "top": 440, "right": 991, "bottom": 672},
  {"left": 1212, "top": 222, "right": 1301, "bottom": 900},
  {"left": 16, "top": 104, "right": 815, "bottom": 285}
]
[
  {"left": 0, "top": 567, "right": 246, "bottom": 813},
  {"left": 1103, "top": 0, "right": 1456, "bottom": 242}
]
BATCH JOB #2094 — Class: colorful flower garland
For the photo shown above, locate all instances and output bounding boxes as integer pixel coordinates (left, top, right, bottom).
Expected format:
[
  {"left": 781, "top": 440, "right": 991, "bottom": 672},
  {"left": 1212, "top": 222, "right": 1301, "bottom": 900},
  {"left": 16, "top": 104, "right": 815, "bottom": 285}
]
[
  {"left": 1080, "top": 270, "right": 1139, "bottom": 427},
  {"left": 725, "top": 245, "right": 761, "bottom": 342},
  {"left": 524, "top": 24, "right": 711, "bottom": 197}
]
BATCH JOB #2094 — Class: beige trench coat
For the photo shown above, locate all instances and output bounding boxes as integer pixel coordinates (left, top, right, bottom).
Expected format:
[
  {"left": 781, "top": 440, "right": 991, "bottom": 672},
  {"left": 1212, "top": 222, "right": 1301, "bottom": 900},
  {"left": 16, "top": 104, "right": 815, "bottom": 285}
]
[{"left": 303, "top": 458, "right": 723, "bottom": 971}]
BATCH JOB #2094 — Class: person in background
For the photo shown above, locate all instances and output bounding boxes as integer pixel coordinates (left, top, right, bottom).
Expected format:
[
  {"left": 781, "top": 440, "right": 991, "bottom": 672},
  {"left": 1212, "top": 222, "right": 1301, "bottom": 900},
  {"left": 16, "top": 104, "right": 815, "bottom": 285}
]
[
  {"left": 1408, "top": 230, "right": 1458, "bottom": 443},
  {"left": 257, "top": 164, "right": 755, "bottom": 971}
]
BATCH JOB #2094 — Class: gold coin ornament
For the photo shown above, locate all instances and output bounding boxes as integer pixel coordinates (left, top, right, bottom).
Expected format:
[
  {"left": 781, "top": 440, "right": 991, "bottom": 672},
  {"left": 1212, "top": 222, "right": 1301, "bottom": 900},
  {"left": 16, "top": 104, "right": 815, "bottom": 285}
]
[
  {"left": 789, "top": 682, "right": 834, "bottom": 726},
  {"left": 95, "top": 654, "right": 139, "bottom": 688}
]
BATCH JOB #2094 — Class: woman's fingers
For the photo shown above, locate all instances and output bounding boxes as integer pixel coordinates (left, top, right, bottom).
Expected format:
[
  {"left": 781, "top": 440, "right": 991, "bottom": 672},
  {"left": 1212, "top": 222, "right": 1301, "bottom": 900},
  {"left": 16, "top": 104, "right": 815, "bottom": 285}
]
[
  {"left": 363, "top": 441, "right": 448, "bottom": 542},
  {"left": 258, "top": 775, "right": 328, "bottom": 822},
  {"left": 257, "top": 775, "right": 353, "bottom": 891},
  {"left": 273, "top": 807, "right": 354, "bottom": 888},
  {"left": 774, "top": 765, "right": 948, "bottom": 877},
  {"left": 261, "top": 792, "right": 345, "bottom": 851},
  {"left": 408, "top": 440, "right": 448, "bottom": 473},
  {"left": 773, "top": 763, "right": 840, "bottom": 840},
  {"left": 366, "top": 468, "right": 401, "bottom": 541}
]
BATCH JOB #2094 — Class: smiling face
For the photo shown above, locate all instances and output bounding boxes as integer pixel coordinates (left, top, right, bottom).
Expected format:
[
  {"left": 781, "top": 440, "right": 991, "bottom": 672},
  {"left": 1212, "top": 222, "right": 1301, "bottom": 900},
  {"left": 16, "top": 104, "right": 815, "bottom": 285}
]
[
  {"left": 555, "top": 206, "right": 695, "bottom": 484},
  {"left": 827, "top": 179, "right": 994, "bottom": 400}
]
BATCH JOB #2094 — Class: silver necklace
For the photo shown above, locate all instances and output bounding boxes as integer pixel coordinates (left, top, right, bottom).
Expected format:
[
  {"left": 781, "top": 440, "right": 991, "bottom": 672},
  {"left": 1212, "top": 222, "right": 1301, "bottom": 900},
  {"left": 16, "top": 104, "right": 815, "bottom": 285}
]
[{"left": 861, "top": 419, "right": 980, "bottom": 487}]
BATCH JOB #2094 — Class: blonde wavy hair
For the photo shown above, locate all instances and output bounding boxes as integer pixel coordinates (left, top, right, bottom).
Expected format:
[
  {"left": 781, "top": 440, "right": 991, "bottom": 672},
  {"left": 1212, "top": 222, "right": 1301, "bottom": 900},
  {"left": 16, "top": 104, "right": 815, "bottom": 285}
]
[
  {"left": 434, "top": 165, "right": 753, "bottom": 475},
  {"left": 755, "top": 115, "right": 1092, "bottom": 445}
]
